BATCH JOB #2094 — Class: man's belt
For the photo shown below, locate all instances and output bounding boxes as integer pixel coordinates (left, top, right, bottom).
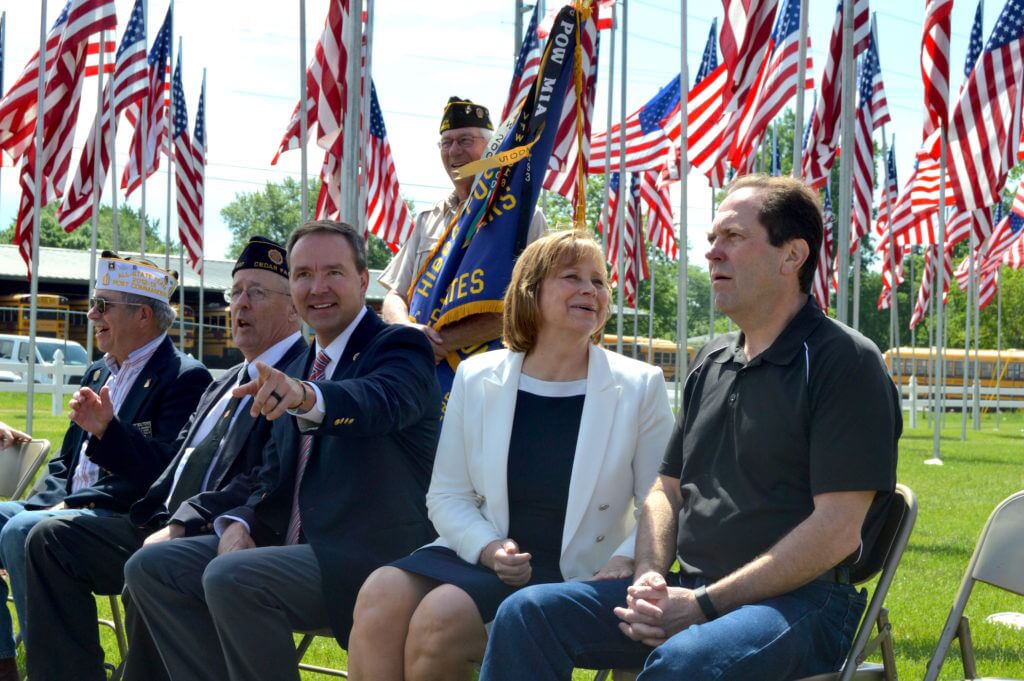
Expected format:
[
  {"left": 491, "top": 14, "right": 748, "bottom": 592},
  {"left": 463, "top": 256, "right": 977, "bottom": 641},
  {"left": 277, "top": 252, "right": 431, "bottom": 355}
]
[{"left": 817, "top": 565, "right": 852, "bottom": 585}]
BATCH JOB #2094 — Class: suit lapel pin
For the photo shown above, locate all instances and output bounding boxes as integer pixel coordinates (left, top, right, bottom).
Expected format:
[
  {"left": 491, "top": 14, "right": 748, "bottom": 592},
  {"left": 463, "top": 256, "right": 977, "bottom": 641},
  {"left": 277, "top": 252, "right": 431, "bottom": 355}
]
[
  {"left": 144, "top": 378, "right": 152, "bottom": 388},
  {"left": 92, "top": 369, "right": 101, "bottom": 382},
  {"left": 352, "top": 352, "right": 360, "bottom": 362}
]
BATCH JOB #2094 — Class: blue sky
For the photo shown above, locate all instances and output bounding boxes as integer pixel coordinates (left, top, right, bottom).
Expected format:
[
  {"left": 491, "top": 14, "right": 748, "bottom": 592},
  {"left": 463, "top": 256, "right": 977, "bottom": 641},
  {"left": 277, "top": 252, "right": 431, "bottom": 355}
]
[{"left": 0, "top": 0, "right": 999, "bottom": 265}]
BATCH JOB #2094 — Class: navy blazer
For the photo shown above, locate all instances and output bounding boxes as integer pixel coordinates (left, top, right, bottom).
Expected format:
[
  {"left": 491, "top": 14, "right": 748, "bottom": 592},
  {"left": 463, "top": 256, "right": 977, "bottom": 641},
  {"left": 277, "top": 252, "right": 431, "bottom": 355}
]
[
  {"left": 26, "top": 336, "right": 212, "bottom": 512},
  {"left": 129, "top": 336, "right": 308, "bottom": 535},
  {"left": 225, "top": 307, "right": 441, "bottom": 647}
]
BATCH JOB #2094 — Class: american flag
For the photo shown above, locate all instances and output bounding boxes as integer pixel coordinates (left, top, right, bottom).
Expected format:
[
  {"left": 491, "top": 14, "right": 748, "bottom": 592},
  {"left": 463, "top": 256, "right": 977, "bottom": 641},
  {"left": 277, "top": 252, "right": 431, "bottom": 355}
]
[
  {"left": 541, "top": 3, "right": 599, "bottom": 211},
  {"left": 978, "top": 210, "right": 1024, "bottom": 268},
  {"left": 316, "top": 79, "right": 413, "bottom": 250},
  {"left": 812, "top": 184, "right": 834, "bottom": 311},
  {"left": 84, "top": 36, "right": 115, "bottom": 77},
  {"left": 1002, "top": 222, "right": 1024, "bottom": 269},
  {"left": 172, "top": 53, "right": 203, "bottom": 273},
  {"left": 192, "top": 78, "right": 207, "bottom": 264},
  {"left": 59, "top": 0, "right": 148, "bottom": 234},
  {"left": 850, "top": 26, "right": 889, "bottom": 253},
  {"left": 877, "top": 243, "right": 907, "bottom": 310},
  {"left": 638, "top": 168, "right": 678, "bottom": 260},
  {"left": 921, "top": 0, "right": 953, "bottom": 132},
  {"left": 599, "top": 173, "right": 648, "bottom": 307},
  {"left": 589, "top": 74, "right": 679, "bottom": 174},
  {"left": 948, "top": 0, "right": 1024, "bottom": 211},
  {"left": 875, "top": 143, "right": 898, "bottom": 235},
  {"left": 680, "top": 19, "right": 729, "bottom": 188},
  {"left": 801, "top": 0, "right": 870, "bottom": 189},
  {"left": 121, "top": 6, "right": 172, "bottom": 197},
  {"left": 944, "top": 205, "right": 994, "bottom": 253},
  {"left": 720, "top": 0, "right": 780, "bottom": 109},
  {"left": 728, "top": 0, "right": 814, "bottom": 174},
  {"left": 0, "top": 0, "right": 116, "bottom": 161},
  {"left": 8, "top": 0, "right": 116, "bottom": 276},
  {"left": 1, "top": 12, "right": 10, "bottom": 169},
  {"left": 273, "top": 0, "right": 348, "bottom": 163},
  {"left": 910, "top": 245, "right": 952, "bottom": 328},
  {"left": 502, "top": 2, "right": 541, "bottom": 122},
  {"left": 1012, "top": 176, "right": 1024, "bottom": 218}
]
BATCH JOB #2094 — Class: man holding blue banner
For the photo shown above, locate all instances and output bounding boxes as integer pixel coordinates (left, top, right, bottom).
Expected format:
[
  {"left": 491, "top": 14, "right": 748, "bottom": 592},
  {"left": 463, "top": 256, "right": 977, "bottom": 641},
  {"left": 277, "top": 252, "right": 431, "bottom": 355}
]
[
  {"left": 384, "top": 0, "right": 592, "bottom": 404},
  {"left": 379, "top": 98, "right": 546, "bottom": 378}
]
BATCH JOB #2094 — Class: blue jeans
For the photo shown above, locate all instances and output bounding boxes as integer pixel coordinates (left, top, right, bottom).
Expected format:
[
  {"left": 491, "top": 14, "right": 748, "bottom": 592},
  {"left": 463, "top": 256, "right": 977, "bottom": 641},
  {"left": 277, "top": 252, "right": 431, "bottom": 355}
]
[
  {"left": 0, "top": 501, "right": 117, "bottom": 658},
  {"left": 479, "top": 574, "right": 866, "bottom": 681}
]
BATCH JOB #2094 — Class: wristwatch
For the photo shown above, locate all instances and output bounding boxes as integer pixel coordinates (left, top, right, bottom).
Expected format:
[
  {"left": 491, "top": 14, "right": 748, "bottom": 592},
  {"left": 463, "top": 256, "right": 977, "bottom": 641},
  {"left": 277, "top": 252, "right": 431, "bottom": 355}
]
[{"left": 692, "top": 585, "right": 720, "bottom": 621}]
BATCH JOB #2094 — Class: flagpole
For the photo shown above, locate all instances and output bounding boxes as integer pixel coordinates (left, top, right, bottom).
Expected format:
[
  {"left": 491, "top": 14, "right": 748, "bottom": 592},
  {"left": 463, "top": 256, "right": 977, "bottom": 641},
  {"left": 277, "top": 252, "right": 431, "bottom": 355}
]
[
  {"left": 995, "top": 267, "right": 1002, "bottom": 429},
  {"left": 961, "top": 229, "right": 975, "bottom": 439},
  {"left": 198, "top": 68, "right": 206, "bottom": 362},
  {"left": 908, "top": 245, "right": 916, "bottom": 428},
  {"left": 87, "top": 31, "right": 108, "bottom": 361},
  {"left": 600, "top": 2, "right": 616, "bottom": 257},
  {"left": 971, "top": 243, "right": 981, "bottom": 431},
  {"left": 880, "top": 128, "right": 900, "bottom": 400},
  {"left": 927, "top": 125, "right": 948, "bottom": 464},
  {"left": 514, "top": 0, "right": 524, "bottom": 57},
  {"left": 615, "top": 0, "right": 628, "bottom": 355},
  {"left": 299, "top": 0, "right": 309, "bottom": 222},
  {"left": 675, "top": 0, "right": 689, "bottom": 399},
  {"left": 109, "top": 27, "right": 120, "bottom": 252},
  {"left": 26, "top": 0, "right": 49, "bottom": 434},
  {"left": 792, "top": 0, "right": 809, "bottom": 176},
  {"left": 647, "top": 240, "right": 655, "bottom": 360},
  {"left": 340, "top": 0, "right": 362, "bottom": 223},
  {"left": 359, "top": 0, "right": 375, "bottom": 238},
  {"left": 835, "top": 0, "right": 856, "bottom": 325},
  {"left": 139, "top": 0, "right": 149, "bottom": 256},
  {"left": 164, "top": 15, "right": 175, "bottom": 273}
]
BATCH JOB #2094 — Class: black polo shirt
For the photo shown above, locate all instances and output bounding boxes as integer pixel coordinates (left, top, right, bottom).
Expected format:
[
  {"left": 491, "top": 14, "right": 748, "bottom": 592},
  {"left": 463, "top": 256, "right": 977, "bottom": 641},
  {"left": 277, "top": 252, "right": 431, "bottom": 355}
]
[{"left": 660, "top": 297, "right": 901, "bottom": 581}]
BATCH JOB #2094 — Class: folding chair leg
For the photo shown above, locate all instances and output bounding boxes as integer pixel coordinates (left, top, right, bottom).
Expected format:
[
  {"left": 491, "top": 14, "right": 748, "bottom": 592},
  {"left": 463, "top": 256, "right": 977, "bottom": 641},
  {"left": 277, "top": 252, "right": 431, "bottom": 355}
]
[
  {"left": 593, "top": 672, "right": 610, "bottom": 681},
  {"left": 108, "top": 595, "right": 128, "bottom": 659},
  {"left": 956, "top": 616, "right": 978, "bottom": 680},
  {"left": 876, "top": 609, "right": 897, "bottom": 681}
]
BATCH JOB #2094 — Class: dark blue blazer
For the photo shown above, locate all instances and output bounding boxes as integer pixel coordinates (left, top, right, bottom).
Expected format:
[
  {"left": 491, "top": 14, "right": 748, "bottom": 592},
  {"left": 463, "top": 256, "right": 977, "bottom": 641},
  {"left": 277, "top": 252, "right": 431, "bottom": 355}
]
[
  {"left": 129, "top": 336, "right": 308, "bottom": 535},
  {"left": 225, "top": 307, "right": 441, "bottom": 647},
  {"left": 26, "top": 336, "right": 212, "bottom": 512}
]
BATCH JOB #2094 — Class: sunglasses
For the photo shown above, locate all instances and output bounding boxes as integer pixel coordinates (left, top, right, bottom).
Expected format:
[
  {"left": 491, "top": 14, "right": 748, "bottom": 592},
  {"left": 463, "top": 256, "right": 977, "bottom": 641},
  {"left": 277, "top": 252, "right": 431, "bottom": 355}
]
[{"left": 89, "top": 297, "right": 145, "bottom": 314}]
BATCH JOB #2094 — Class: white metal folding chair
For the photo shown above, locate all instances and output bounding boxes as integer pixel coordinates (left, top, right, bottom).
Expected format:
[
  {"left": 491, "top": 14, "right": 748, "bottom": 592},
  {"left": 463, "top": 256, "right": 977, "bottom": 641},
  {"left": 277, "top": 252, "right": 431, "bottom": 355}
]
[
  {"left": 0, "top": 439, "right": 51, "bottom": 502},
  {"left": 923, "top": 489, "right": 1024, "bottom": 681},
  {"left": 595, "top": 485, "right": 918, "bottom": 681}
]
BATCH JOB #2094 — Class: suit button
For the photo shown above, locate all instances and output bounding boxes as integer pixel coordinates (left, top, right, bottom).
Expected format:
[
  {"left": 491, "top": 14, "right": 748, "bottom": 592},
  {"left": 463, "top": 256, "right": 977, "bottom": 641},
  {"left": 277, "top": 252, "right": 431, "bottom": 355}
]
[
  {"left": 598, "top": 504, "right": 609, "bottom": 511},
  {"left": 474, "top": 494, "right": 485, "bottom": 508},
  {"left": 596, "top": 535, "right": 605, "bottom": 542},
  {"left": 88, "top": 503, "right": 95, "bottom": 509}
]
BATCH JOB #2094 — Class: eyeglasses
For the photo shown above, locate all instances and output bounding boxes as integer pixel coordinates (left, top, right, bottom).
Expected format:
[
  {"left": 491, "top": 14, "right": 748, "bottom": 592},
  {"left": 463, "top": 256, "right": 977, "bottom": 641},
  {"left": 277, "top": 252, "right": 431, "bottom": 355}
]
[
  {"left": 223, "top": 286, "right": 291, "bottom": 304},
  {"left": 437, "top": 135, "right": 485, "bottom": 151},
  {"left": 89, "top": 297, "right": 145, "bottom": 314}
]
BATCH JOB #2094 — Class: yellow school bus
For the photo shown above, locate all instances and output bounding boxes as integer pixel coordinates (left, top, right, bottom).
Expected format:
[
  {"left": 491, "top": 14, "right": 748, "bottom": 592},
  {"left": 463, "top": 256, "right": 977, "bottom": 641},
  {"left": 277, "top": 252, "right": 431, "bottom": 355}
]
[
  {"left": 0, "top": 294, "right": 69, "bottom": 339},
  {"left": 882, "top": 347, "right": 1024, "bottom": 402},
  {"left": 602, "top": 334, "right": 695, "bottom": 382}
]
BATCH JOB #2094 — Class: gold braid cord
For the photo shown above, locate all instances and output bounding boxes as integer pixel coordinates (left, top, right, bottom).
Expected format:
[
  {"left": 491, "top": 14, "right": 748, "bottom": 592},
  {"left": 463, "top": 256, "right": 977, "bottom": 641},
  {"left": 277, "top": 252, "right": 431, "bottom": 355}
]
[{"left": 572, "top": 1, "right": 592, "bottom": 230}]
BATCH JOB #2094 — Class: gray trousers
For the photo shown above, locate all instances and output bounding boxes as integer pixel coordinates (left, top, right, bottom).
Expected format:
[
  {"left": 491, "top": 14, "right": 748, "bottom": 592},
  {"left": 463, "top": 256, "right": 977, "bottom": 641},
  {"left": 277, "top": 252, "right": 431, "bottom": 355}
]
[{"left": 123, "top": 535, "right": 330, "bottom": 681}]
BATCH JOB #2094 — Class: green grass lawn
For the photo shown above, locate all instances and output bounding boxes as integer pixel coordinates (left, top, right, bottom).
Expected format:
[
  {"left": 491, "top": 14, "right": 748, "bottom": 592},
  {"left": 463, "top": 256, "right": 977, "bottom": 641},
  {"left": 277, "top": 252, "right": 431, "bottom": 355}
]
[{"left": 4, "top": 394, "right": 1023, "bottom": 680}]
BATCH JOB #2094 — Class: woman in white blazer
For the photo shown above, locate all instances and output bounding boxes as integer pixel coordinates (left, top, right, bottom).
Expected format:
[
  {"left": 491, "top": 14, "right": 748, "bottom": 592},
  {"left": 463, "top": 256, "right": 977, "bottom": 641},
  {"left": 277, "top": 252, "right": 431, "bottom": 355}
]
[{"left": 348, "top": 231, "right": 674, "bottom": 681}]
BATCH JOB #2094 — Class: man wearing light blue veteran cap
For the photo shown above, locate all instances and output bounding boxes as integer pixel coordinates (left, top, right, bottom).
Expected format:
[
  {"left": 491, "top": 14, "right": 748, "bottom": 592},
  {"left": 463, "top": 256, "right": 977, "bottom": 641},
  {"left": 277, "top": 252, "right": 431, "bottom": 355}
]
[{"left": 0, "top": 252, "right": 212, "bottom": 681}]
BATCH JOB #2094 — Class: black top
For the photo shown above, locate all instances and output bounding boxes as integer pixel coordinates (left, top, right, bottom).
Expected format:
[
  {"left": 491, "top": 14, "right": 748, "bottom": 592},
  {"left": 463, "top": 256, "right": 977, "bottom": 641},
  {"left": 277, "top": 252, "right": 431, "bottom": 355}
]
[
  {"left": 507, "top": 375, "right": 586, "bottom": 576},
  {"left": 660, "top": 297, "right": 901, "bottom": 581}
]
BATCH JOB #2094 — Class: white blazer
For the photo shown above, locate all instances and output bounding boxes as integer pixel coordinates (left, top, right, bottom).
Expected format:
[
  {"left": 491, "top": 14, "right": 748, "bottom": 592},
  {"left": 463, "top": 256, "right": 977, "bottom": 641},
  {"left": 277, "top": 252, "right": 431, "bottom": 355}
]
[{"left": 425, "top": 345, "right": 675, "bottom": 581}]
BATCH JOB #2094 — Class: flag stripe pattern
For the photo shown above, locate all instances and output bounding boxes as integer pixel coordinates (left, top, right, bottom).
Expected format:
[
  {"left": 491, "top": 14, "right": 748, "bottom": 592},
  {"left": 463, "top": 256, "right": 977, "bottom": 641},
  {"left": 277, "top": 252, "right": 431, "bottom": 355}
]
[
  {"left": 921, "top": 0, "right": 953, "bottom": 130},
  {"left": 947, "top": 0, "right": 1024, "bottom": 211},
  {"left": 272, "top": 0, "right": 348, "bottom": 163},
  {"left": 851, "top": 27, "right": 889, "bottom": 252},
  {"left": 172, "top": 53, "right": 203, "bottom": 273},
  {"left": 638, "top": 169, "right": 678, "bottom": 260},
  {"left": 502, "top": 3, "right": 541, "bottom": 122}
]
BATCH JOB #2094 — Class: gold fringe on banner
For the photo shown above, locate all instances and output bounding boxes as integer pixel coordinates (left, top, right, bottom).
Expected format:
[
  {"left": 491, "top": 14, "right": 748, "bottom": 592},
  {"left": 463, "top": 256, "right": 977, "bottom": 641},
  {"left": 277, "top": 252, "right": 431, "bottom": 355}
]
[{"left": 572, "top": 0, "right": 592, "bottom": 230}]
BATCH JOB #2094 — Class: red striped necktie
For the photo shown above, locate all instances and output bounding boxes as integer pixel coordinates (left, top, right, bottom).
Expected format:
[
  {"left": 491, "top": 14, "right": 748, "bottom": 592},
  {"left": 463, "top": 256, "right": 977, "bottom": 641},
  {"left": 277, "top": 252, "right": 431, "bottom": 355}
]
[{"left": 285, "top": 349, "right": 332, "bottom": 545}]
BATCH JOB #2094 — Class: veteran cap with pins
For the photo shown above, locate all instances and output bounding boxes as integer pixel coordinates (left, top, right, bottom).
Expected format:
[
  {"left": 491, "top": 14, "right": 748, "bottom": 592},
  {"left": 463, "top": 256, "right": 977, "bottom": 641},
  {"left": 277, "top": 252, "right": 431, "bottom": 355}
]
[
  {"left": 95, "top": 251, "right": 177, "bottom": 303},
  {"left": 439, "top": 96, "right": 493, "bottom": 133},
  {"left": 233, "top": 235, "right": 288, "bottom": 279}
]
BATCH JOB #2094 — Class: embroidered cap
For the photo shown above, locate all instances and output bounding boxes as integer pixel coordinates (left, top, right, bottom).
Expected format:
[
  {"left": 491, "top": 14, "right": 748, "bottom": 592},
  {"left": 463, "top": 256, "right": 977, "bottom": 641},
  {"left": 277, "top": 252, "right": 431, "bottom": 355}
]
[
  {"left": 439, "top": 96, "right": 493, "bottom": 133},
  {"left": 95, "top": 251, "right": 177, "bottom": 303},
  {"left": 232, "top": 235, "right": 288, "bottom": 279}
]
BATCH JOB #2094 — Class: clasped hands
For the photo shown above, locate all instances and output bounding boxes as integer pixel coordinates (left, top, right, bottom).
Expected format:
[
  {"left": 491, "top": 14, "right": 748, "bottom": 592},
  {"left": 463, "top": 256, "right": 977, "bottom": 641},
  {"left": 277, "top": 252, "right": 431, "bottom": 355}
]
[
  {"left": 234, "top": 361, "right": 310, "bottom": 420},
  {"left": 613, "top": 571, "right": 707, "bottom": 648},
  {"left": 479, "top": 540, "right": 636, "bottom": 588}
]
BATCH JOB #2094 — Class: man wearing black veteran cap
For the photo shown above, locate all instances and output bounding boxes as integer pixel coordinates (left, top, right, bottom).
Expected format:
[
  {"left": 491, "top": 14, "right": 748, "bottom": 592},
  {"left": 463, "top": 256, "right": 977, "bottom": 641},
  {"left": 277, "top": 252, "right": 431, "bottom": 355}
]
[
  {"left": 379, "top": 96, "right": 546, "bottom": 363},
  {"left": 0, "top": 253, "right": 211, "bottom": 681},
  {"left": 19, "top": 238, "right": 307, "bottom": 681}
]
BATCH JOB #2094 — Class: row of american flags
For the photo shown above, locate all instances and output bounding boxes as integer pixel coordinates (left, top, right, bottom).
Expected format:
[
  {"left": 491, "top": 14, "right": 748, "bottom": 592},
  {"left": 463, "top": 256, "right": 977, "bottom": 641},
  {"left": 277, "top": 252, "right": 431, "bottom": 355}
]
[{"left": 2, "top": 0, "right": 1024, "bottom": 334}]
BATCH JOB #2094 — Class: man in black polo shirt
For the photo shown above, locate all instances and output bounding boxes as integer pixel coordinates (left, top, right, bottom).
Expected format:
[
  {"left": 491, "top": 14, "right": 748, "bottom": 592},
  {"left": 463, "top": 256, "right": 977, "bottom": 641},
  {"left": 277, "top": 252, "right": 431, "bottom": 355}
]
[{"left": 479, "top": 174, "right": 901, "bottom": 681}]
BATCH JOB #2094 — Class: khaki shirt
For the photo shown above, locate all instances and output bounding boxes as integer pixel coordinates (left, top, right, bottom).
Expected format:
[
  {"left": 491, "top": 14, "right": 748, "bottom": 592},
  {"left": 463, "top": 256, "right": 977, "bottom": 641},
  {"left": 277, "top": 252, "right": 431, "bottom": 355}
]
[{"left": 379, "top": 191, "right": 548, "bottom": 300}]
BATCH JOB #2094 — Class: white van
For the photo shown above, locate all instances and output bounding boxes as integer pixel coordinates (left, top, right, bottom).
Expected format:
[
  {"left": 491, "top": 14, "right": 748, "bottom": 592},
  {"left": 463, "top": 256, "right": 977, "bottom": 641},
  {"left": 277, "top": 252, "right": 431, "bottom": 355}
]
[{"left": 0, "top": 335, "right": 90, "bottom": 384}]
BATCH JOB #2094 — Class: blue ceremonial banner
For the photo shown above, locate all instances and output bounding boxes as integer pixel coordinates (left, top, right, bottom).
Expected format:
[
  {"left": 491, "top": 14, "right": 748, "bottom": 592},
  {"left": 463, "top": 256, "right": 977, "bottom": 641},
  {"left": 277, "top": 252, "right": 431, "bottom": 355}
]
[{"left": 407, "top": 4, "right": 586, "bottom": 404}]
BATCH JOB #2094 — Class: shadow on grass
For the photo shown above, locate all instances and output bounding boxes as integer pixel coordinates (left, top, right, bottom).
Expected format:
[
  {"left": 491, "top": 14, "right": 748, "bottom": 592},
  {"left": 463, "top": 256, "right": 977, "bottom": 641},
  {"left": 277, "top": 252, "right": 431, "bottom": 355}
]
[
  {"left": 894, "top": 636, "right": 1024, "bottom": 666},
  {"left": 903, "top": 542, "right": 972, "bottom": 560}
]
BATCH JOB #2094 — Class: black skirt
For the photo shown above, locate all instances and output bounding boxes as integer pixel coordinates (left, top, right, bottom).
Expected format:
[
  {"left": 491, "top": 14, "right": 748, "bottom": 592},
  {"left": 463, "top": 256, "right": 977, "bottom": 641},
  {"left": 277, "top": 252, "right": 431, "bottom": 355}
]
[{"left": 390, "top": 546, "right": 563, "bottom": 622}]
